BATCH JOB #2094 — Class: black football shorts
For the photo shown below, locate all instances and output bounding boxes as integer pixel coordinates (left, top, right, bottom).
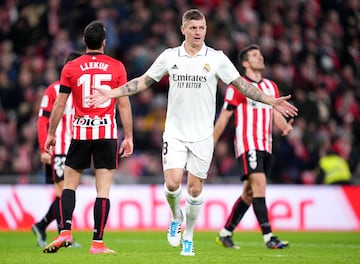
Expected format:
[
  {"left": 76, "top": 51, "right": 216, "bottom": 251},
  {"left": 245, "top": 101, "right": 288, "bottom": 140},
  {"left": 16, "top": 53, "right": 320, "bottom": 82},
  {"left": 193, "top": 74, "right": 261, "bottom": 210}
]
[{"left": 65, "top": 139, "right": 118, "bottom": 170}]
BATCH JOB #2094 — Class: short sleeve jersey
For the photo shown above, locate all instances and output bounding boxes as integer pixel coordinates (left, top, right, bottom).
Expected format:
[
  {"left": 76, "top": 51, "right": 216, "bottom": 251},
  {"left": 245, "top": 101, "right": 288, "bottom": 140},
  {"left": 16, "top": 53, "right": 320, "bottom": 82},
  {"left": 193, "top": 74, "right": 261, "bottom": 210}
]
[
  {"left": 38, "top": 81, "right": 73, "bottom": 154},
  {"left": 60, "top": 53, "right": 127, "bottom": 140},
  {"left": 146, "top": 42, "right": 240, "bottom": 142},
  {"left": 223, "top": 76, "right": 280, "bottom": 157}
]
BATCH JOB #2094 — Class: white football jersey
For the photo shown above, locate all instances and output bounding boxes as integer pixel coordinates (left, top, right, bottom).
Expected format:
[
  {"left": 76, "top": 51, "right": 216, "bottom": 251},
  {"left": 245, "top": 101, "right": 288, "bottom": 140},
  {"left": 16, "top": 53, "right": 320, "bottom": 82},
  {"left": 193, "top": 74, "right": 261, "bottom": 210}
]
[{"left": 146, "top": 42, "right": 240, "bottom": 141}]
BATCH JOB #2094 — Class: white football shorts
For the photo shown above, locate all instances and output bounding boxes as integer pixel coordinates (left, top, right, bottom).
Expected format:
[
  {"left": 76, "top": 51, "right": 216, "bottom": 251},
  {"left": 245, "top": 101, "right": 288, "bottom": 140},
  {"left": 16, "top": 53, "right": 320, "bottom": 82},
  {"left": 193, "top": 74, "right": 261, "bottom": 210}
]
[{"left": 162, "top": 135, "right": 214, "bottom": 179}]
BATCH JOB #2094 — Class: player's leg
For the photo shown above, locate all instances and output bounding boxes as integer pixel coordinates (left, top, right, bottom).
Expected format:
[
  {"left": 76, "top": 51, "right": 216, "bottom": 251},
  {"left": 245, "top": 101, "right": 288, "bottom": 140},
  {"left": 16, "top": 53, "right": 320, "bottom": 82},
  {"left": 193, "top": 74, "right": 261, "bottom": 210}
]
[
  {"left": 43, "top": 140, "right": 88, "bottom": 253},
  {"left": 89, "top": 139, "right": 117, "bottom": 254},
  {"left": 89, "top": 168, "right": 115, "bottom": 254},
  {"left": 249, "top": 151, "right": 288, "bottom": 249},
  {"left": 164, "top": 168, "right": 185, "bottom": 247},
  {"left": 60, "top": 166, "right": 82, "bottom": 230},
  {"left": 32, "top": 164, "right": 56, "bottom": 247},
  {"left": 93, "top": 168, "right": 113, "bottom": 241},
  {"left": 51, "top": 156, "right": 66, "bottom": 233},
  {"left": 180, "top": 173, "right": 203, "bottom": 256},
  {"left": 162, "top": 138, "right": 187, "bottom": 247},
  {"left": 164, "top": 169, "right": 184, "bottom": 221},
  {"left": 53, "top": 180, "right": 63, "bottom": 233},
  {"left": 180, "top": 136, "right": 213, "bottom": 256},
  {"left": 32, "top": 201, "right": 55, "bottom": 247},
  {"left": 43, "top": 166, "right": 81, "bottom": 253},
  {"left": 217, "top": 181, "right": 252, "bottom": 249}
]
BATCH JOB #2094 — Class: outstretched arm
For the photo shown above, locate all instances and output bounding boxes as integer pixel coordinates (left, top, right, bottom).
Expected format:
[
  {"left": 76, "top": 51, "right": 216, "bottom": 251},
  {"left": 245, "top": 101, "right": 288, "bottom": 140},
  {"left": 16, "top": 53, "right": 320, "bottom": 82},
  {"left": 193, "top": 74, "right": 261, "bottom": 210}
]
[
  {"left": 231, "top": 76, "right": 298, "bottom": 117},
  {"left": 88, "top": 74, "right": 156, "bottom": 107}
]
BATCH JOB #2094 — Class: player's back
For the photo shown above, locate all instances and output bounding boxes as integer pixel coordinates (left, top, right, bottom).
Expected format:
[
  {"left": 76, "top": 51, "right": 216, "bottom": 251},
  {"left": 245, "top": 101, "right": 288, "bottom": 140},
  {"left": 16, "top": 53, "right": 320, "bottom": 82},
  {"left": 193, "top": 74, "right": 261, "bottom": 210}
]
[
  {"left": 60, "top": 53, "right": 128, "bottom": 140},
  {"left": 60, "top": 53, "right": 127, "bottom": 118}
]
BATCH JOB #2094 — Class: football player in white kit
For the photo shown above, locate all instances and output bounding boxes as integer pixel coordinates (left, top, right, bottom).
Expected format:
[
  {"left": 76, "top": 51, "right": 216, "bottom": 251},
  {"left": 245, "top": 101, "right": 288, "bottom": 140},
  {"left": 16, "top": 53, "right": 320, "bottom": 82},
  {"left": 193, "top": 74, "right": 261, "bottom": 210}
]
[{"left": 88, "top": 9, "right": 298, "bottom": 256}]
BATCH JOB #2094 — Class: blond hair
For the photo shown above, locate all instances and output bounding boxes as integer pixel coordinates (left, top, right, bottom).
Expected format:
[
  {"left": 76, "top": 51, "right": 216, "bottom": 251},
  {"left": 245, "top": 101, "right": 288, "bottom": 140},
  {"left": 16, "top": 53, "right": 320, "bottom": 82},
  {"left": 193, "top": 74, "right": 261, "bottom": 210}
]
[{"left": 182, "top": 9, "right": 205, "bottom": 27}]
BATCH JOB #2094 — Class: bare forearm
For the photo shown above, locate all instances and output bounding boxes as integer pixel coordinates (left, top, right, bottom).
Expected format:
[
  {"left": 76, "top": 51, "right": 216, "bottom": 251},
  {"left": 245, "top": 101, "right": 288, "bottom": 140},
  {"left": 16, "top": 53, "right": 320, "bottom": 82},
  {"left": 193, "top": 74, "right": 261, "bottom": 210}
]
[
  {"left": 274, "top": 110, "right": 287, "bottom": 130},
  {"left": 231, "top": 77, "right": 275, "bottom": 106},
  {"left": 118, "top": 99, "right": 133, "bottom": 139},
  {"left": 112, "top": 75, "right": 155, "bottom": 98},
  {"left": 274, "top": 109, "right": 293, "bottom": 135},
  {"left": 214, "top": 109, "right": 232, "bottom": 145},
  {"left": 214, "top": 121, "right": 227, "bottom": 145},
  {"left": 48, "top": 103, "right": 65, "bottom": 136}
]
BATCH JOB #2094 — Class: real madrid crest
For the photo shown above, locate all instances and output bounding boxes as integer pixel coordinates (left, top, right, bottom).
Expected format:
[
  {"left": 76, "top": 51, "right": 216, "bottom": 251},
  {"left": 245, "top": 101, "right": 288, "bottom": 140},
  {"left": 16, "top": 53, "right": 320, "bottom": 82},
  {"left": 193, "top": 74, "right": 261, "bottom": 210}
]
[{"left": 203, "top": 63, "right": 210, "bottom": 73}]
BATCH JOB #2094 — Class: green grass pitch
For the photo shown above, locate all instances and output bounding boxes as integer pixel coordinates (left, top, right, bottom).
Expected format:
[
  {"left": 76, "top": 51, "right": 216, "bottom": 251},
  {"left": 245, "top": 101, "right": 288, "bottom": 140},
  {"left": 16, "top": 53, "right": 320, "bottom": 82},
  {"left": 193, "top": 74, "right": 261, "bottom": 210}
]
[{"left": 0, "top": 230, "right": 359, "bottom": 264}]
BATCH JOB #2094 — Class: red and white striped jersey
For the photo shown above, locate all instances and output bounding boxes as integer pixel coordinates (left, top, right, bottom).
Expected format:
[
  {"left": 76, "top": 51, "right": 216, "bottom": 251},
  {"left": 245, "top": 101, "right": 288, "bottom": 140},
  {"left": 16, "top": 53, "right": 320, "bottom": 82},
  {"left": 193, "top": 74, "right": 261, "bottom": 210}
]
[
  {"left": 60, "top": 53, "right": 127, "bottom": 140},
  {"left": 38, "top": 80, "right": 73, "bottom": 155},
  {"left": 223, "top": 76, "right": 280, "bottom": 157}
]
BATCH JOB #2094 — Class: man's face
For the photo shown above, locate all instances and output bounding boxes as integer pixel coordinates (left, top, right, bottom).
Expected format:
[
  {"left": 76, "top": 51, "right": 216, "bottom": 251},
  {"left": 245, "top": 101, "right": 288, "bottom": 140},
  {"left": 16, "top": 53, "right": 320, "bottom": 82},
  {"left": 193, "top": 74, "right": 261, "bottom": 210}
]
[
  {"left": 181, "top": 18, "right": 207, "bottom": 48},
  {"left": 246, "top": 49, "right": 265, "bottom": 71}
]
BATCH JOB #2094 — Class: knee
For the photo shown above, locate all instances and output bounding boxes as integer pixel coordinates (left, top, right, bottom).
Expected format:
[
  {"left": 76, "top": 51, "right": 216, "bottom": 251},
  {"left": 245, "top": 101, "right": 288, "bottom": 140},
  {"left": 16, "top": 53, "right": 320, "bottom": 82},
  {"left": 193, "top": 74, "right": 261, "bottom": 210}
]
[
  {"left": 242, "top": 190, "right": 253, "bottom": 204},
  {"left": 187, "top": 184, "right": 203, "bottom": 197},
  {"left": 165, "top": 181, "right": 181, "bottom": 192}
]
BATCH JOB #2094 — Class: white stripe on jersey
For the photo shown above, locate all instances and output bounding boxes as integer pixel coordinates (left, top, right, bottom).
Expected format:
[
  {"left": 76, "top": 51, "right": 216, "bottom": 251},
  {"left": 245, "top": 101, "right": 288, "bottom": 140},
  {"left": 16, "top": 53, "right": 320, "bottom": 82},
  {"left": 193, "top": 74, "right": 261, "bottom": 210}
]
[
  {"left": 92, "top": 115, "right": 100, "bottom": 140},
  {"left": 73, "top": 114, "right": 117, "bottom": 140},
  {"left": 79, "top": 122, "right": 87, "bottom": 140},
  {"left": 53, "top": 84, "right": 73, "bottom": 155},
  {"left": 104, "top": 114, "right": 111, "bottom": 139},
  {"left": 234, "top": 78, "right": 276, "bottom": 157}
]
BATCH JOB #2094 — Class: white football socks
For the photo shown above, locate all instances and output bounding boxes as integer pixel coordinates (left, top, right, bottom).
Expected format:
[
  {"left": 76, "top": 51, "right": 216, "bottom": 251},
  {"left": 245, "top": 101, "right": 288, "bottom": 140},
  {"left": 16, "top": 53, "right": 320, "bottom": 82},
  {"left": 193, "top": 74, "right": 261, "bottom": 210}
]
[
  {"left": 164, "top": 183, "right": 182, "bottom": 221},
  {"left": 182, "top": 193, "right": 203, "bottom": 241}
]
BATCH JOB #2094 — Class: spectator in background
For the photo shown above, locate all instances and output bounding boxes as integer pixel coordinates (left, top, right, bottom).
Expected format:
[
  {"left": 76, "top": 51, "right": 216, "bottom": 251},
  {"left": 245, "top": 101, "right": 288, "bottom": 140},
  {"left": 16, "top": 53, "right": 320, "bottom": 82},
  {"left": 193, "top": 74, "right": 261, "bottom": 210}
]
[{"left": 315, "top": 143, "right": 352, "bottom": 185}]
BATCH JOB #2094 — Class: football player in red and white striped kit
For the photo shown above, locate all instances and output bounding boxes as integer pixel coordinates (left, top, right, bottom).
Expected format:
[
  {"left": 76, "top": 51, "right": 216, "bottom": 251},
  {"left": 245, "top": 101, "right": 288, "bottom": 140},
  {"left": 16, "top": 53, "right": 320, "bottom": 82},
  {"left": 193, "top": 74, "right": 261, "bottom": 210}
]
[
  {"left": 32, "top": 52, "right": 81, "bottom": 248},
  {"left": 43, "top": 20, "right": 133, "bottom": 254},
  {"left": 215, "top": 44, "right": 293, "bottom": 249}
]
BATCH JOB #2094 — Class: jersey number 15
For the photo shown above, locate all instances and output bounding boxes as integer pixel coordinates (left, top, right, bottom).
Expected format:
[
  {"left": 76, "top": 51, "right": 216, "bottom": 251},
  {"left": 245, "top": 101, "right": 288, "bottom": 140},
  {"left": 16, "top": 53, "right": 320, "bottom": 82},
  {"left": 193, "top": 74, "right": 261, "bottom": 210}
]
[{"left": 79, "top": 73, "right": 112, "bottom": 108}]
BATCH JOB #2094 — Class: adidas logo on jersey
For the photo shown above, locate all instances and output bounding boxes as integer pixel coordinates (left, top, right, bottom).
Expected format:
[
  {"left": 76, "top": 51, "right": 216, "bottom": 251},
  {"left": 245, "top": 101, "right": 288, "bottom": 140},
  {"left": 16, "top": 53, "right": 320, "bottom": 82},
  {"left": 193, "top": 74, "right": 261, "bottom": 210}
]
[{"left": 171, "top": 64, "right": 178, "bottom": 69}]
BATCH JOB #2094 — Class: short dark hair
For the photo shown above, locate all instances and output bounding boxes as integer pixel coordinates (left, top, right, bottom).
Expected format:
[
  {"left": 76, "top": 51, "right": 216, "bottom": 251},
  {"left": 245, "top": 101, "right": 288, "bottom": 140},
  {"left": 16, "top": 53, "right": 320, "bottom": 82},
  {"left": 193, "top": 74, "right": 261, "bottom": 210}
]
[
  {"left": 238, "top": 44, "right": 260, "bottom": 62},
  {"left": 83, "top": 21, "right": 106, "bottom": 50},
  {"left": 64, "top": 51, "right": 82, "bottom": 64}
]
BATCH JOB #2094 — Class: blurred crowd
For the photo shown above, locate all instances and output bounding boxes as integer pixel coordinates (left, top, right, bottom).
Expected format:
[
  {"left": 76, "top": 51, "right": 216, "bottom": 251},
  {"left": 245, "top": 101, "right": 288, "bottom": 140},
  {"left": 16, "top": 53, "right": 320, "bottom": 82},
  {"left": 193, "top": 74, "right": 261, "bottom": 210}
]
[{"left": 0, "top": 0, "right": 359, "bottom": 184}]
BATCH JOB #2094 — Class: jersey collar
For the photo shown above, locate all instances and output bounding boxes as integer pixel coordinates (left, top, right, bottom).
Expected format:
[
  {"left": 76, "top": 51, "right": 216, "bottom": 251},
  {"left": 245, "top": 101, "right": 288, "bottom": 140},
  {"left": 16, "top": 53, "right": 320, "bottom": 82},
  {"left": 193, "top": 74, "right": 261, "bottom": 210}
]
[
  {"left": 179, "top": 41, "right": 208, "bottom": 57},
  {"left": 86, "top": 52, "right": 103, "bottom": 55},
  {"left": 243, "top": 75, "right": 263, "bottom": 84}
]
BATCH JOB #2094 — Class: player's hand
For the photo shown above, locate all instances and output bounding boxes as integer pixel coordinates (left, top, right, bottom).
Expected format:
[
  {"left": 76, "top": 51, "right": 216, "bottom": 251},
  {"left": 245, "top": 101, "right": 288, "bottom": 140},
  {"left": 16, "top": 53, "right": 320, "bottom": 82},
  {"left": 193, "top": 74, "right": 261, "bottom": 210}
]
[
  {"left": 273, "top": 95, "right": 298, "bottom": 117},
  {"left": 44, "top": 135, "right": 56, "bottom": 155},
  {"left": 40, "top": 152, "right": 52, "bottom": 164},
  {"left": 119, "top": 138, "right": 134, "bottom": 158},
  {"left": 86, "top": 88, "right": 110, "bottom": 108},
  {"left": 281, "top": 118, "right": 294, "bottom": 136}
]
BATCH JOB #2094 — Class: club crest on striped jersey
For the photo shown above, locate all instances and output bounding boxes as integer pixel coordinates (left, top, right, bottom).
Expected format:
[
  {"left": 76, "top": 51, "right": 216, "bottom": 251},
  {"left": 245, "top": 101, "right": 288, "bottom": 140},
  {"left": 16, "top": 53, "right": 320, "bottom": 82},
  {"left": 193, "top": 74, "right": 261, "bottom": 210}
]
[
  {"left": 225, "top": 87, "right": 235, "bottom": 100},
  {"left": 250, "top": 161, "right": 257, "bottom": 170}
]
